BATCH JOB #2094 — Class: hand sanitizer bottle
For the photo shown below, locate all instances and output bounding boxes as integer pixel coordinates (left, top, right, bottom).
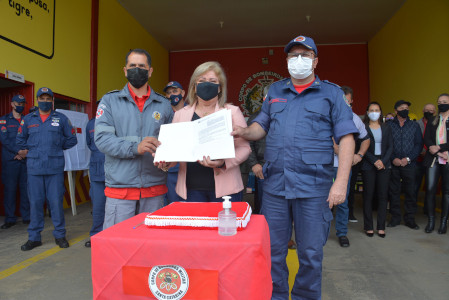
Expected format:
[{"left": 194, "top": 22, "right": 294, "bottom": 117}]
[{"left": 218, "top": 196, "right": 237, "bottom": 236}]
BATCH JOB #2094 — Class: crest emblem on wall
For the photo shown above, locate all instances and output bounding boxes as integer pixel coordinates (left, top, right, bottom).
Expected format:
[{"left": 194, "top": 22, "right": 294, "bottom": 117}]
[{"left": 238, "top": 71, "right": 283, "bottom": 116}]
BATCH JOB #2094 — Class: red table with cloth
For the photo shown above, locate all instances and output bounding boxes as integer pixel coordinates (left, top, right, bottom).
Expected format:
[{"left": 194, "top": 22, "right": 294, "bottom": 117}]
[{"left": 91, "top": 213, "right": 272, "bottom": 299}]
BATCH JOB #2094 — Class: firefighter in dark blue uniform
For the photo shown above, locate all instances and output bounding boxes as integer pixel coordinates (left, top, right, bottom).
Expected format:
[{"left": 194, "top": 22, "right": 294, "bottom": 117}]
[
  {"left": 84, "top": 112, "right": 106, "bottom": 248},
  {"left": 0, "top": 95, "right": 29, "bottom": 229},
  {"left": 17, "top": 87, "right": 78, "bottom": 251},
  {"left": 163, "top": 81, "right": 185, "bottom": 203},
  {"left": 233, "top": 36, "right": 358, "bottom": 300}
]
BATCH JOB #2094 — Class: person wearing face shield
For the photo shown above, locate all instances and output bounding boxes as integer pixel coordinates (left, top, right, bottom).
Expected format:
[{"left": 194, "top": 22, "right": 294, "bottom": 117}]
[
  {"left": 0, "top": 95, "right": 29, "bottom": 229},
  {"left": 17, "top": 87, "right": 78, "bottom": 250},
  {"left": 94, "top": 49, "right": 173, "bottom": 230},
  {"left": 232, "top": 35, "right": 358, "bottom": 300},
  {"left": 387, "top": 100, "right": 423, "bottom": 230}
]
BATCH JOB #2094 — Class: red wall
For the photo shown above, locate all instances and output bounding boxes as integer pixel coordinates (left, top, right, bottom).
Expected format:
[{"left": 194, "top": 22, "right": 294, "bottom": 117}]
[{"left": 169, "top": 43, "right": 369, "bottom": 115}]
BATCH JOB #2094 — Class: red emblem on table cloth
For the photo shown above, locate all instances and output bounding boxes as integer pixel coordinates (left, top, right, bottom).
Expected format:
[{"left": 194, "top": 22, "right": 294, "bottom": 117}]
[{"left": 149, "top": 265, "right": 189, "bottom": 300}]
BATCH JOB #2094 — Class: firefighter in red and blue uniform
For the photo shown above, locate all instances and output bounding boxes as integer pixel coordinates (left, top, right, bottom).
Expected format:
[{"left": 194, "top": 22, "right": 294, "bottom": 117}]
[
  {"left": 17, "top": 87, "right": 78, "bottom": 251},
  {"left": 0, "top": 95, "right": 29, "bottom": 229},
  {"left": 233, "top": 36, "right": 358, "bottom": 300},
  {"left": 84, "top": 114, "right": 106, "bottom": 248}
]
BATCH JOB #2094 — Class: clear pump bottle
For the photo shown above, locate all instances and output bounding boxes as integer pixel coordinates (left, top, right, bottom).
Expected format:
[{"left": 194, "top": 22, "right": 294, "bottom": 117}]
[{"left": 218, "top": 196, "right": 237, "bottom": 236}]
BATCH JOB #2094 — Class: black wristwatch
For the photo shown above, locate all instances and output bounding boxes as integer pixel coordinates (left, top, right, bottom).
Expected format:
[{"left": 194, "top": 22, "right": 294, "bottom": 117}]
[{"left": 357, "top": 153, "right": 363, "bottom": 158}]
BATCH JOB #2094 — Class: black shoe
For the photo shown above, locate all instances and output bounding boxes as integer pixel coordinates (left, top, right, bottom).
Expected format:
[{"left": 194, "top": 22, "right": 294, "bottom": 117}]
[
  {"left": 338, "top": 236, "right": 350, "bottom": 247},
  {"left": 438, "top": 218, "right": 448, "bottom": 234},
  {"left": 387, "top": 221, "right": 399, "bottom": 228},
  {"left": 425, "top": 217, "right": 435, "bottom": 233},
  {"left": 55, "top": 237, "right": 70, "bottom": 248},
  {"left": 348, "top": 215, "right": 358, "bottom": 223},
  {"left": 405, "top": 222, "right": 420, "bottom": 230},
  {"left": 365, "top": 231, "right": 374, "bottom": 237},
  {"left": 85, "top": 240, "right": 91, "bottom": 248},
  {"left": 22, "top": 220, "right": 30, "bottom": 225},
  {"left": 21, "top": 240, "right": 42, "bottom": 251},
  {"left": 1, "top": 222, "right": 16, "bottom": 229}
]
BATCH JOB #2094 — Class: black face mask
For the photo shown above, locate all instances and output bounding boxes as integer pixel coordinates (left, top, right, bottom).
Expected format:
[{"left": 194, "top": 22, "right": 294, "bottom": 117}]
[
  {"left": 126, "top": 68, "right": 149, "bottom": 89},
  {"left": 15, "top": 106, "right": 25, "bottom": 114},
  {"left": 196, "top": 82, "right": 220, "bottom": 101},
  {"left": 438, "top": 104, "right": 449, "bottom": 113},
  {"left": 397, "top": 109, "right": 409, "bottom": 118},
  {"left": 423, "top": 111, "right": 434, "bottom": 120}
]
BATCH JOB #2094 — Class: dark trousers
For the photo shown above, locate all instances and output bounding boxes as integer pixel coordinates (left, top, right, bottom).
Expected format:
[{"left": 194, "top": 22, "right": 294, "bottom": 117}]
[
  {"left": 253, "top": 178, "right": 264, "bottom": 214},
  {"left": 415, "top": 161, "right": 432, "bottom": 213},
  {"left": 425, "top": 163, "right": 449, "bottom": 219},
  {"left": 27, "top": 173, "right": 66, "bottom": 241},
  {"left": 389, "top": 165, "right": 417, "bottom": 224},
  {"left": 362, "top": 168, "right": 390, "bottom": 230},
  {"left": 166, "top": 171, "right": 183, "bottom": 204},
  {"left": 348, "top": 163, "right": 362, "bottom": 217},
  {"left": 262, "top": 191, "right": 332, "bottom": 300},
  {"left": 2, "top": 160, "right": 29, "bottom": 223},
  {"left": 89, "top": 181, "right": 106, "bottom": 236}
]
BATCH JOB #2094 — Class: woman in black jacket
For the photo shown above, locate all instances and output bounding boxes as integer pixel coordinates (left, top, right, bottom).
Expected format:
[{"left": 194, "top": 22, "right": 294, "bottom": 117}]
[
  {"left": 361, "top": 102, "right": 393, "bottom": 237},
  {"left": 423, "top": 93, "right": 449, "bottom": 234}
]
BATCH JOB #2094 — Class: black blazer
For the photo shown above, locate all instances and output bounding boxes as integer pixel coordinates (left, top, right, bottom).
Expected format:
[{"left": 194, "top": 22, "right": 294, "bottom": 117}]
[
  {"left": 361, "top": 123, "right": 394, "bottom": 171},
  {"left": 423, "top": 115, "right": 449, "bottom": 167}
]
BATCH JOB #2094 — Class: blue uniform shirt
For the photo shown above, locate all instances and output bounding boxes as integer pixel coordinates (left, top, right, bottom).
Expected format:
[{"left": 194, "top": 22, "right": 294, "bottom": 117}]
[
  {"left": 86, "top": 118, "right": 105, "bottom": 182},
  {"left": 253, "top": 76, "right": 358, "bottom": 199},
  {"left": 16, "top": 110, "right": 78, "bottom": 175},
  {"left": 0, "top": 112, "right": 24, "bottom": 162}
]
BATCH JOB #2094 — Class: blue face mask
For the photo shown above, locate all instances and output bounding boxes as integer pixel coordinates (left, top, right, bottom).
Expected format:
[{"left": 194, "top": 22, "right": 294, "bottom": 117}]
[
  {"left": 14, "top": 106, "right": 25, "bottom": 114},
  {"left": 38, "top": 101, "right": 52, "bottom": 112},
  {"left": 169, "top": 94, "right": 182, "bottom": 106}
]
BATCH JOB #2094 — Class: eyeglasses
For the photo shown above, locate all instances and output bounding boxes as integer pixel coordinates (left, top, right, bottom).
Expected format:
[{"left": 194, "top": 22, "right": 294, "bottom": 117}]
[{"left": 287, "top": 52, "right": 315, "bottom": 59}]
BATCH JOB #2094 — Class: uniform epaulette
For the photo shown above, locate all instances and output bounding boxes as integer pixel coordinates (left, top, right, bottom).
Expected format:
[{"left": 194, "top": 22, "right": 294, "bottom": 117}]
[{"left": 322, "top": 80, "right": 341, "bottom": 88}]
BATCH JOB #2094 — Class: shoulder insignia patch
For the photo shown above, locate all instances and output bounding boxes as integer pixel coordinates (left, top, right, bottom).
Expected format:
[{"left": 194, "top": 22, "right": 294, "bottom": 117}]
[
  {"left": 0, "top": 120, "right": 6, "bottom": 124},
  {"left": 96, "top": 108, "right": 104, "bottom": 119}
]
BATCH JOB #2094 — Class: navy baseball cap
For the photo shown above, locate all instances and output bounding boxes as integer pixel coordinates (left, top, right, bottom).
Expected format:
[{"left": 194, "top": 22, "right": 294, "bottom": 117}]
[
  {"left": 11, "top": 94, "right": 26, "bottom": 103},
  {"left": 284, "top": 35, "right": 318, "bottom": 56},
  {"left": 163, "top": 81, "right": 183, "bottom": 92},
  {"left": 37, "top": 87, "right": 54, "bottom": 98},
  {"left": 394, "top": 100, "right": 411, "bottom": 109}
]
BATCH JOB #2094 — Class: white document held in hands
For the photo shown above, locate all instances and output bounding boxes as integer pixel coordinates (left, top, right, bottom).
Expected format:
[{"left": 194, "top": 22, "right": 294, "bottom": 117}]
[{"left": 154, "top": 109, "right": 235, "bottom": 162}]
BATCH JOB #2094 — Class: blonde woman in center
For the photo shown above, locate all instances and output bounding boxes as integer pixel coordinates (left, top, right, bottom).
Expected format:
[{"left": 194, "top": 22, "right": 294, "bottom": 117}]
[{"left": 173, "top": 61, "right": 251, "bottom": 202}]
